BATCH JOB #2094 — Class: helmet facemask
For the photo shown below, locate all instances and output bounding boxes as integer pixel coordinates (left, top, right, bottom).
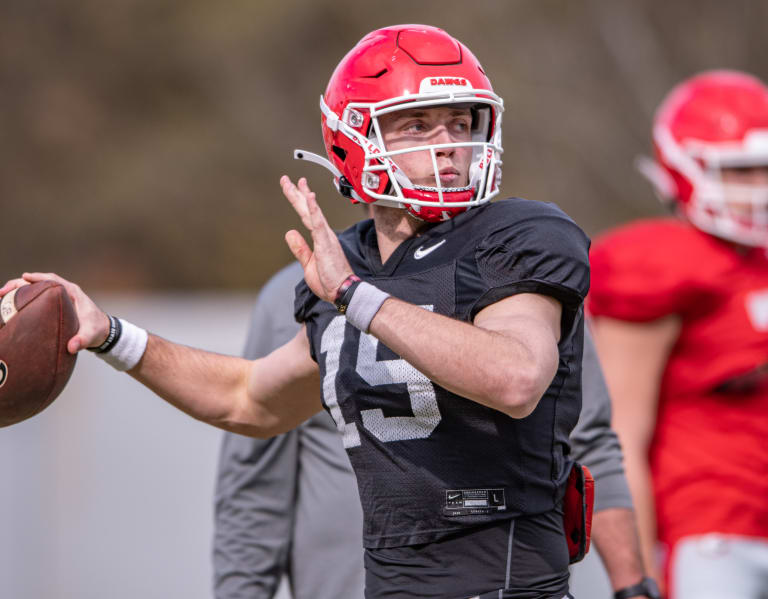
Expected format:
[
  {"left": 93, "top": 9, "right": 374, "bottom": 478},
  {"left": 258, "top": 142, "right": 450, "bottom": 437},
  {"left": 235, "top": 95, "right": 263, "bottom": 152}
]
[
  {"left": 689, "top": 173, "right": 768, "bottom": 247},
  {"left": 318, "top": 84, "right": 504, "bottom": 222},
  {"left": 654, "top": 126, "right": 768, "bottom": 247}
]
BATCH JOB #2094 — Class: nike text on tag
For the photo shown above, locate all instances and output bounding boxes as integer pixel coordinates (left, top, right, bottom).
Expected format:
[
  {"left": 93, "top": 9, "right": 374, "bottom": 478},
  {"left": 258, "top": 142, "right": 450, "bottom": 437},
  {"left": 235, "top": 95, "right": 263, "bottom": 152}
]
[{"left": 414, "top": 239, "right": 446, "bottom": 260}]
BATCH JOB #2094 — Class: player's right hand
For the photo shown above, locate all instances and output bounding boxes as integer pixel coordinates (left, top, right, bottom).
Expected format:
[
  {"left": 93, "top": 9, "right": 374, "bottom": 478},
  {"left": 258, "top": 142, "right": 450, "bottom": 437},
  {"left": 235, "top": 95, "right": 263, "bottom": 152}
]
[
  {"left": 0, "top": 272, "right": 111, "bottom": 354},
  {"left": 280, "top": 176, "right": 356, "bottom": 304}
]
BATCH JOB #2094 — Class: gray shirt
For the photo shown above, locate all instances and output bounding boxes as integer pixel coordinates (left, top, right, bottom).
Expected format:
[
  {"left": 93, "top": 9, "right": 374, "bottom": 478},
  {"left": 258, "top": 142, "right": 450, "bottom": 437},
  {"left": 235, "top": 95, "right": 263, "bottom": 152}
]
[{"left": 213, "top": 262, "right": 631, "bottom": 599}]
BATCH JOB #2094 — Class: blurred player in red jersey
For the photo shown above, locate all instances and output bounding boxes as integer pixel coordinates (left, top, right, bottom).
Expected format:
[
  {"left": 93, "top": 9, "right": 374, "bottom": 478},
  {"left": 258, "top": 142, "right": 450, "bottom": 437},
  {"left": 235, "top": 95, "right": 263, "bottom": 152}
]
[{"left": 588, "top": 70, "right": 768, "bottom": 598}]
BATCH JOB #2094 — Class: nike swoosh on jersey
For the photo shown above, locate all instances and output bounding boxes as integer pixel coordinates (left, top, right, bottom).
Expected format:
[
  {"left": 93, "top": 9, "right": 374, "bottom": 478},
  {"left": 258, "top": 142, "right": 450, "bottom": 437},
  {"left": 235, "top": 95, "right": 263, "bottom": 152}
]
[{"left": 414, "top": 239, "right": 446, "bottom": 260}]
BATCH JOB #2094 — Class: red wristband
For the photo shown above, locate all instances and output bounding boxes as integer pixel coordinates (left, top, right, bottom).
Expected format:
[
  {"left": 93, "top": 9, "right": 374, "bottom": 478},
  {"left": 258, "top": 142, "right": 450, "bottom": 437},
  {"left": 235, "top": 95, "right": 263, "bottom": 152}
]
[{"left": 334, "top": 274, "right": 361, "bottom": 313}]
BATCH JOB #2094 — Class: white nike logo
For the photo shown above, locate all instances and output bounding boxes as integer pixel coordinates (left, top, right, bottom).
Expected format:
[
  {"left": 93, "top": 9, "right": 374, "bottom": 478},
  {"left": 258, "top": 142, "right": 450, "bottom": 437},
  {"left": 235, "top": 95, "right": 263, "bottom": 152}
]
[
  {"left": 414, "top": 239, "right": 446, "bottom": 260},
  {"left": 448, "top": 492, "right": 462, "bottom": 500}
]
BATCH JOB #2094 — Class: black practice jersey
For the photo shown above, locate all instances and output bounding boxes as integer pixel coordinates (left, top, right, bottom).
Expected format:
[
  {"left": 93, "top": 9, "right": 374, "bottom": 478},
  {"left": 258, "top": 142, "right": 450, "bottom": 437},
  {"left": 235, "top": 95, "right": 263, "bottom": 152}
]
[{"left": 294, "top": 198, "right": 590, "bottom": 549}]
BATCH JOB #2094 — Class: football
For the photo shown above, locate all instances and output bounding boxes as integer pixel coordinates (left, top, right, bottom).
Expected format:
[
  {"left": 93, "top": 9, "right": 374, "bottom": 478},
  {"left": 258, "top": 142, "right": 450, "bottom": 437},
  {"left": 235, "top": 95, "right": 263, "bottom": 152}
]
[{"left": 0, "top": 280, "right": 79, "bottom": 427}]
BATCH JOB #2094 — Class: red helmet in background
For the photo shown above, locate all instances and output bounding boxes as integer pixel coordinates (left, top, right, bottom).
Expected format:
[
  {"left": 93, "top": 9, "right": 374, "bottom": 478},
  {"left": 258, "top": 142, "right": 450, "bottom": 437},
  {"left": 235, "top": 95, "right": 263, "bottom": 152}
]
[
  {"left": 641, "top": 70, "right": 768, "bottom": 246},
  {"left": 300, "top": 25, "right": 503, "bottom": 223}
]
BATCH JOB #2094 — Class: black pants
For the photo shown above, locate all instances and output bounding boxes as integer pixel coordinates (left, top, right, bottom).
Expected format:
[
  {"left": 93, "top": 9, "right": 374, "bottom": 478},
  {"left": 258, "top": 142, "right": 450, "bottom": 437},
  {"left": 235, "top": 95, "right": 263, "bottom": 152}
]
[{"left": 364, "top": 509, "right": 570, "bottom": 599}]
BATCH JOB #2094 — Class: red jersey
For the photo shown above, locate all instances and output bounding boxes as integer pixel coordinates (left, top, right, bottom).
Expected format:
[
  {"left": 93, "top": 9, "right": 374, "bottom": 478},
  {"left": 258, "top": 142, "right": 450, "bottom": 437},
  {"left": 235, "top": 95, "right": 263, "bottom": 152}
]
[{"left": 588, "top": 218, "right": 768, "bottom": 548}]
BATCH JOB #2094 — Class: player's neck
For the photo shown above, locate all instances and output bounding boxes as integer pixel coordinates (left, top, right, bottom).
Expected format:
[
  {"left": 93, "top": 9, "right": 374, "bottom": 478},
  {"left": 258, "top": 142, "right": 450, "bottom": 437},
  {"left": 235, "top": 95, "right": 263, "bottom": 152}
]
[{"left": 371, "top": 205, "right": 430, "bottom": 263}]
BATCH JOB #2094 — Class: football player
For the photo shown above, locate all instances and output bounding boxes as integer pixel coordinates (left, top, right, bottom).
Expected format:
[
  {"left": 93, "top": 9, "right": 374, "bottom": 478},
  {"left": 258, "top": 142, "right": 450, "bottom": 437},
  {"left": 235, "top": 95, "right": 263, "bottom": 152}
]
[
  {"left": 3, "top": 25, "right": 591, "bottom": 598},
  {"left": 588, "top": 71, "right": 768, "bottom": 598},
  {"left": 214, "top": 262, "right": 652, "bottom": 599}
]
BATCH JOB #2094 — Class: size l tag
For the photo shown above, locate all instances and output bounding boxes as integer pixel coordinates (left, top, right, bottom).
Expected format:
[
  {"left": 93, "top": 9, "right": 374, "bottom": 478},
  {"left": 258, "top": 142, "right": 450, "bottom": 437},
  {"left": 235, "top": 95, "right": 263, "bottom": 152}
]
[{"left": 444, "top": 488, "right": 506, "bottom": 516}]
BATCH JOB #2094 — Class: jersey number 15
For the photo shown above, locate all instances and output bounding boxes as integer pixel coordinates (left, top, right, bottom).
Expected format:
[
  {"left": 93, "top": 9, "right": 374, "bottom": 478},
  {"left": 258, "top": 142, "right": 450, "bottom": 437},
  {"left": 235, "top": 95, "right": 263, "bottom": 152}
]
[{"left": 320, "top": 314, "right": 442, "bottom": 448}]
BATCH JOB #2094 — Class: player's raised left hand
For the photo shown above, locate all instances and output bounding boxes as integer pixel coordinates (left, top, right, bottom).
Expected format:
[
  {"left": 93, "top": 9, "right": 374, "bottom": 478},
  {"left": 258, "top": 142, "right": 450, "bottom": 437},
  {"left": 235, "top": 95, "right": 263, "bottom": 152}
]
[
  {"left": 0, "top": 272, "right": 110, "bottom": 354},
  {"left": 281, "top": 176, "right": 355, "bottom": 304}
]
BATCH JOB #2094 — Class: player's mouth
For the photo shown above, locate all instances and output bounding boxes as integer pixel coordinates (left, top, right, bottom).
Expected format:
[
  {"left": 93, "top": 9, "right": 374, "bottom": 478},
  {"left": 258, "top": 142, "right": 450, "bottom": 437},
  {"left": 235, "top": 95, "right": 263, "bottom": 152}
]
[{"left": 437, "top": 168, "right": 461, "bottom": 187}]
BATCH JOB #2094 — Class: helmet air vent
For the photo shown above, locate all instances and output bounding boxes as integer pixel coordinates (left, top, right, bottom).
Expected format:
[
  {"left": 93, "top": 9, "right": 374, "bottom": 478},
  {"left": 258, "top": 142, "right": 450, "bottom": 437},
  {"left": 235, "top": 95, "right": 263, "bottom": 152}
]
[
  {"left": 332, "top": 145, "right": 347, "bottom": 161},
  {"left": 362, "top": 69, "right": 388, "bottom": 79}
]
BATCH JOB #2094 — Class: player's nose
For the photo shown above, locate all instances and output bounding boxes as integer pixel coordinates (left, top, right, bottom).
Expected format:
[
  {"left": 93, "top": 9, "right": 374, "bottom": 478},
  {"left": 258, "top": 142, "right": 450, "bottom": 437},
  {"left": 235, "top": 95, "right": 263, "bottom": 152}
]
[{"left": 433, "top": 127, "right": 456, "bottom": 155}]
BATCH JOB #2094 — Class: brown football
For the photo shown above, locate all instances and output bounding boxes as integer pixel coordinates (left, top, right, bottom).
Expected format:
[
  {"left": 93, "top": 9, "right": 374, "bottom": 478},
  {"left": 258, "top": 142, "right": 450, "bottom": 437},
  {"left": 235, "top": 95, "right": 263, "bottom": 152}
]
[{"left": 0, "top": 280, "right": 79, "bottom": 427}]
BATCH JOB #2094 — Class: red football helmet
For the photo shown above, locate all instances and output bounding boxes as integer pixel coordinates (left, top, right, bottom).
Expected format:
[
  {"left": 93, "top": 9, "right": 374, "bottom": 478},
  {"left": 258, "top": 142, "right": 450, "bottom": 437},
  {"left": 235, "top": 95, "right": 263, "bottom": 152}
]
[
  {"left": 640, "top": 70, "right": 768, "bottom": 246},
  {"left": 295, "top": 25, "right": 504, "bottom": 222}
]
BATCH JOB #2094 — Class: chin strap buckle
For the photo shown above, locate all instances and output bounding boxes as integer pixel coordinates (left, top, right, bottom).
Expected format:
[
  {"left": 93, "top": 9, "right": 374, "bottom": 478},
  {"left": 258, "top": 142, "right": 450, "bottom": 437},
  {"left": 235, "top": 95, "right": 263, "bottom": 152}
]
[{"left": 338, "top": 176, "right": 355, "bottom": 199}]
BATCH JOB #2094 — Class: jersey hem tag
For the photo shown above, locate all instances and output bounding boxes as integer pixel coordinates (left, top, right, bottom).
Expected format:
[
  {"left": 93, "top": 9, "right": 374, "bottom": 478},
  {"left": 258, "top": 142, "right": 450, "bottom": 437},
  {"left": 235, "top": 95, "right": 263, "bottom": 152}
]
[{"left": 443, "top": 488, "right": 506, "bottom": 516}]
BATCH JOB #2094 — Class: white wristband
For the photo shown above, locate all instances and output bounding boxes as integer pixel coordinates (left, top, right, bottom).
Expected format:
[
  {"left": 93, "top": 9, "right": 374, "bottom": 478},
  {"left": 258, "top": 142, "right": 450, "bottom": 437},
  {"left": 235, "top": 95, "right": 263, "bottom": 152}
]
[
  {"left": 95, "top": 318, "right": 148, "bottom": 372},
  {"left": 345, "top": 282, "right": 390, "bottom": 333}
]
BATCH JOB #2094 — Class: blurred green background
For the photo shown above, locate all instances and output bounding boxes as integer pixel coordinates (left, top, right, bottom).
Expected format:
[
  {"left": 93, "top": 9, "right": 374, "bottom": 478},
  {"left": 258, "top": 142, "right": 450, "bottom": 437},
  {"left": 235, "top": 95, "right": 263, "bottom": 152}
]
[{"left": 2, "top": 0, "right": 766, "bottom": 290}]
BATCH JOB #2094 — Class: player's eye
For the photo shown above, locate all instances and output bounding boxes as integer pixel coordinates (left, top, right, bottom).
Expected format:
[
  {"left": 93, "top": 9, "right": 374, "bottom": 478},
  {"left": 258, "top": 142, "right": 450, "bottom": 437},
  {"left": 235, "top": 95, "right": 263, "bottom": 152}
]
[
  {"left": 450, "top": 118, "right": 472, "bottom": 137},
  {"left": 403, "top": 121, "right": 428, "bottom": 135}
]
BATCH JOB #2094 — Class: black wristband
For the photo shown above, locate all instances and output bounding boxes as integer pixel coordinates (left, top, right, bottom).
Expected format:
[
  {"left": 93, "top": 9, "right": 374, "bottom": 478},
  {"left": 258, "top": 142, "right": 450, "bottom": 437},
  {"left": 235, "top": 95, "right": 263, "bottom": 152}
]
[
  {"left": 614, "top": 577, "right": 661, "bottom": 599},
  {"left": 87, "top": 315, "right": 122, "bottom": 354},
  {"left": 334, "top": 275, "right": 362, "bottom": 313}
]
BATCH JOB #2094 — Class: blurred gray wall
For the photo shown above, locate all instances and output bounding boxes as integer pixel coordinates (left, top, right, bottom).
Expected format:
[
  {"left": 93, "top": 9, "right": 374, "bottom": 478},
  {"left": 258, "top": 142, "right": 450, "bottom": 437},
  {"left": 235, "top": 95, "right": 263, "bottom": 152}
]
[{"left": 0, "top": 294, "right": 252, "bottom": 599}]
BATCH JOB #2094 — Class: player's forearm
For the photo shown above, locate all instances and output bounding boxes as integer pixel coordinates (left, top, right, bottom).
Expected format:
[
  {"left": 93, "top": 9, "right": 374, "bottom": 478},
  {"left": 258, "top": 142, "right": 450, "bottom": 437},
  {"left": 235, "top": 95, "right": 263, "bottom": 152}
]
[
  {"left": 623, "top": 452, "right": 662, "bottom": 584},
  {"left": 368, "top": 298, "right": 556, "bottom": 418},
  {"left": 131, "top": 329, "right": 320, "bottom": 438},
  {"left": 129, "top": 334, "right": 252, "bottom": 429},
  {"left": 591, "top": 507, "right": 646, "bottom": 591}
]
